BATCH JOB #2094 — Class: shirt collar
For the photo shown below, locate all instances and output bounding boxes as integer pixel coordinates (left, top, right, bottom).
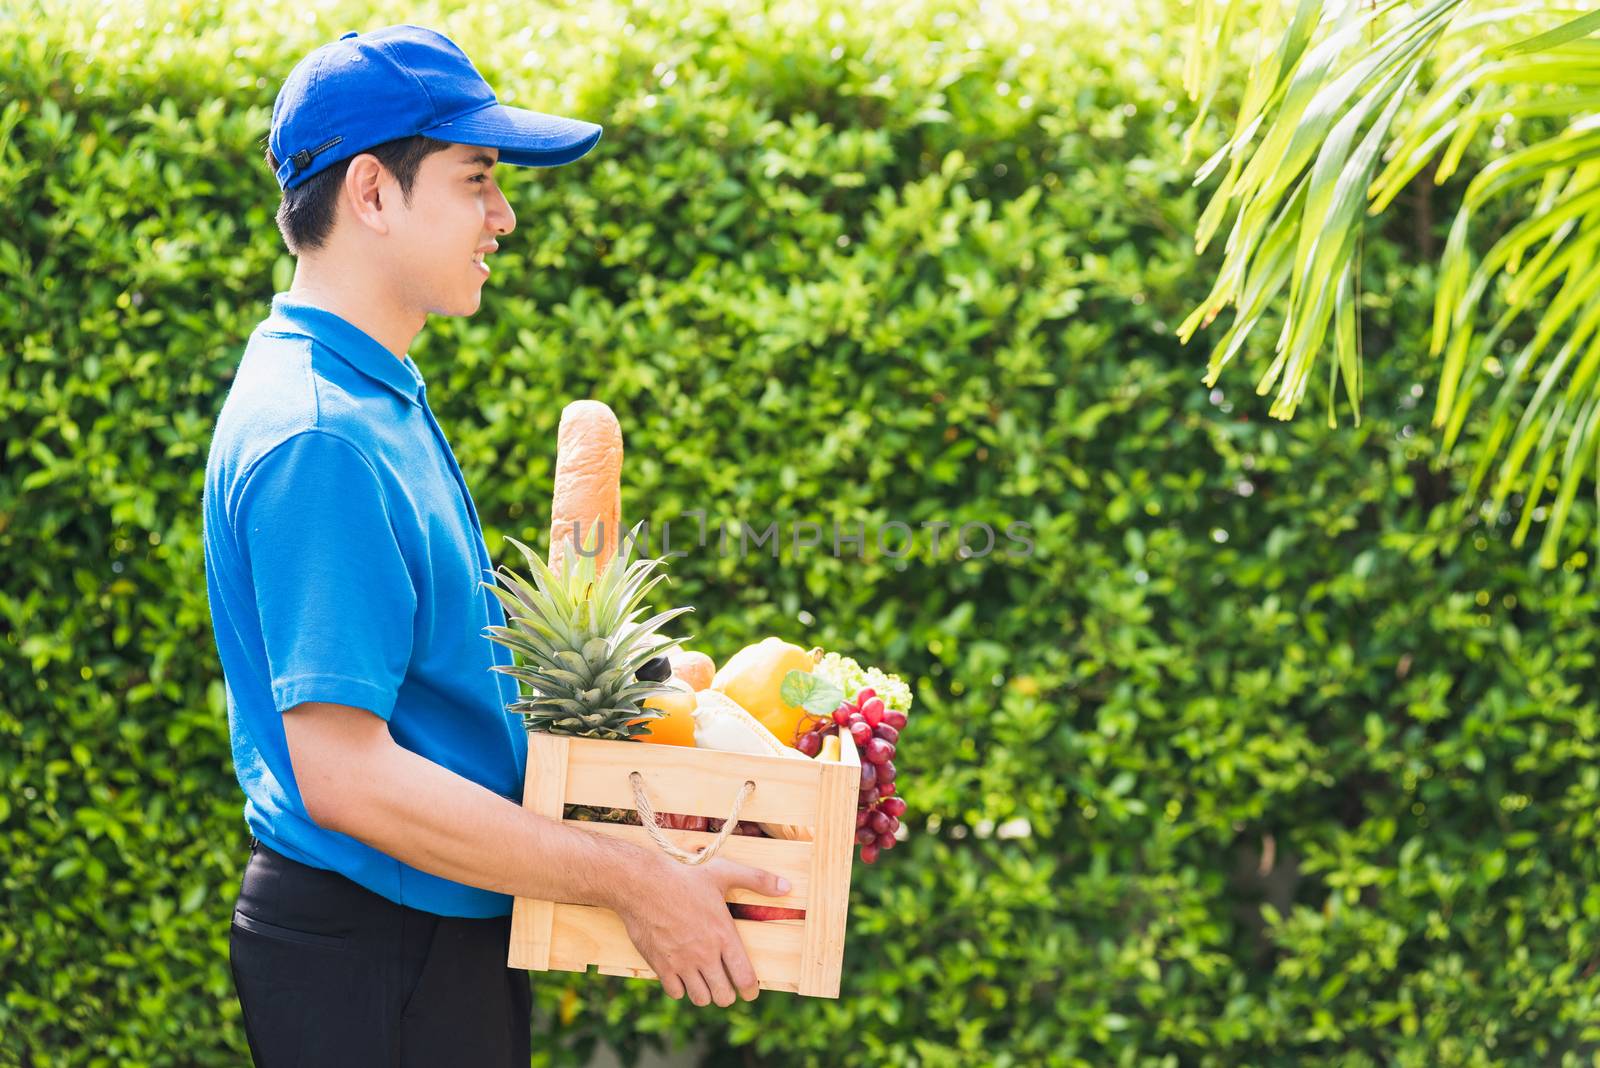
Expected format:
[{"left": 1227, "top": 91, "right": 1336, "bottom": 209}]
[{"left": 264, "top": 293, "right": 426, "bottom": 407}]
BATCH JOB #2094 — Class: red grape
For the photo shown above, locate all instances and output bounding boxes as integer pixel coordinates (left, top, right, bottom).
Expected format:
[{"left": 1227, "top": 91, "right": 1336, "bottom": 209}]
[
  {"left": 855, "top": 827, "right": 876, "bottom": 846},
  {"left": 821, "top": 683, "right": 903, "bottom": 827},
  {"left": 859, "top": 843, "right": 879, "bottom": 864},
  {"left": 797, "top": 731, "right": 822, "bottom": 757},
  {"left": 876, "top": 832, "right": 896, "bottom": 850}
]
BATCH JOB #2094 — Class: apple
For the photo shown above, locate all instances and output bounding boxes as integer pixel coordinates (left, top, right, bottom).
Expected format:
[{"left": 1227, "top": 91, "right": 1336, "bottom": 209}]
[{"left": 729, "top": 903, "right": 806, "bottom": 921}]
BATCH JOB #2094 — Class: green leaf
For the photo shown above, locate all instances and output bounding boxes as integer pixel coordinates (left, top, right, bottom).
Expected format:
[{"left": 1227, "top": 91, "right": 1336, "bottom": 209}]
[
  {"left": 1504, "top": 9, "right": 1600, "bottom": 56},
  {"left": 778, "top": 669, "right": 845, "bottom": 716}
]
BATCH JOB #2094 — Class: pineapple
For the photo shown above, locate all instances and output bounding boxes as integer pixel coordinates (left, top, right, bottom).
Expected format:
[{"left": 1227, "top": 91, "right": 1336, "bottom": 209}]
[{"left": 482, "top": 519, "right": 693, "bottom": 742}]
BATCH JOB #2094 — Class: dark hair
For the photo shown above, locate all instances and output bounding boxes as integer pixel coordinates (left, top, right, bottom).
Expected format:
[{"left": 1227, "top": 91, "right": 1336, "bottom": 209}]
[{"left": 262, "top": 134, "right": 454, "bottom": 255}]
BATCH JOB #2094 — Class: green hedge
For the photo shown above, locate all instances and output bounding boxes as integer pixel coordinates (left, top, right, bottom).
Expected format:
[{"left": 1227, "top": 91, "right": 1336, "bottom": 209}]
[{"left": 4, "top": 1, "right": 1599, "bottom": 1065}]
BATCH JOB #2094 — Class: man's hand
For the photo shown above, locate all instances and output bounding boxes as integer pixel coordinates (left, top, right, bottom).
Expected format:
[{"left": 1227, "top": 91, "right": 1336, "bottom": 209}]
[
  {"left": 281, "top": 701, "right": 791, "bottom": 1006},
  {"left": 614, "top": 855, "right": 791, "bottom": 1007}
]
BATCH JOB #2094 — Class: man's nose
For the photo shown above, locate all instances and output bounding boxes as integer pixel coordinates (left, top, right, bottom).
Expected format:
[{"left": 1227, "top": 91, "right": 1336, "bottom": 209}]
[{"left": 491, "top": 184, "right": 516, "bottom": 236}]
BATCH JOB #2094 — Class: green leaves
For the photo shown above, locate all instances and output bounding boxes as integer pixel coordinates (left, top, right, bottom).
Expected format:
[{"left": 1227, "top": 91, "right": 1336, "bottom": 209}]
[
  {"left": 1183, "top": 0, "right": 1467, "bottom": 419},
  {"left": 1431, "top": 117, "right": 1600, "bottom": 566},
  {"left": 7, "top": 0, "right": 1600, "bottom": 1065},
  {"left": 1505, "top": 8, "right": 1600, "bottom": 55},
  {"left": 483, "top": 520, "right": 694, "bottom": 738},
  {"left": 1185, "top": 2, "right": 1600, "bottom": 565},
  {"left": 778, "top": 669, "right": 845, "bottom": 716}
]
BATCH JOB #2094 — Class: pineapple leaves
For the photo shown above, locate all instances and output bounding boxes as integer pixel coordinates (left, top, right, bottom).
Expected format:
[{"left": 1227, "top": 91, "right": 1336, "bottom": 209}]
[{"left": 481, "top": 519, "right": 695, "bottom": 739}]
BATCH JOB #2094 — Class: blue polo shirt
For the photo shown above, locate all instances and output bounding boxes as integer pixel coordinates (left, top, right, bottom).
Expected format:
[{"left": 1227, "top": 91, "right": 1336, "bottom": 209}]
[{"left": 202, "top": 293, "right": 525, "bottom": 918}]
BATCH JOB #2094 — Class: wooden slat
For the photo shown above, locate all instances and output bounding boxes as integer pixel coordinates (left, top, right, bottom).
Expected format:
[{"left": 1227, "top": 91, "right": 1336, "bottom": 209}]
[
  {"left": 548, "top": 902, "right": 805, "bottom": 993},
  {"left": 507, "top": 730, "right": 856, "bottom": 998},
  {"left": 562, "top": 736, "right": 822, "bottom": 825},
  {"left": 798, "top": 726, "right": 858, "bottom": 997},
  {"left": 570, "top": 820, "right": 813, "bottom": 909},
  {"left": 507, "top": 733, "right": 570, "bottom": 970}
]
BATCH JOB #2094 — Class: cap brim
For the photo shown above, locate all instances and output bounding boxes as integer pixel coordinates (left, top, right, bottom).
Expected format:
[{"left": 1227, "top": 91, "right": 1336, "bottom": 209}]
[{"left": 422, "top": 102, "right": 602, "bottom": 167}]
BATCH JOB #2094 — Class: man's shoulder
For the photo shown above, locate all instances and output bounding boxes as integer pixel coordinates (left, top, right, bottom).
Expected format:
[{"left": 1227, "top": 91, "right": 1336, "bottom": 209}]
[
  {"left": 205, "top": 328, "right": 393, "bottom": 521},
  {"left": 213, "top": 328, "right": 315, "bottom": 449}
]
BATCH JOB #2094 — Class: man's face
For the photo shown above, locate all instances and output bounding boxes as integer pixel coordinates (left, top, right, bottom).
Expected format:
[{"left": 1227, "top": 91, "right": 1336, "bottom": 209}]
[{"left": 384, "top": 142, "right": 516, "bottom": 317}]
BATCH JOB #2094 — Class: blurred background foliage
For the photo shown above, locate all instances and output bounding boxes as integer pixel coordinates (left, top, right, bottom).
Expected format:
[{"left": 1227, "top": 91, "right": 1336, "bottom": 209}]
[{"left": 2, "top": 0, "right": 1598, "bottom": 1065}]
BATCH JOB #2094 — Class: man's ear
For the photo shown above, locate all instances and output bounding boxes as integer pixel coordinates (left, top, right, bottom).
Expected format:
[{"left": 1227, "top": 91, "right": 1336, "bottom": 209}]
[{"left": 342, "top": 154, "right": 391, "bottom": 236}]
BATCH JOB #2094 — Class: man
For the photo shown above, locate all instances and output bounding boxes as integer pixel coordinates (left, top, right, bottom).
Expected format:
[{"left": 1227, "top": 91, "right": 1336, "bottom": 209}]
[{"left": 202, "top": 25, "right": 788, "bottom": 1067}]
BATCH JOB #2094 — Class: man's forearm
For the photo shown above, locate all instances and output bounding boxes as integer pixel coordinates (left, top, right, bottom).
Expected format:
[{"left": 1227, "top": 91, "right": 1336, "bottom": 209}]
[{"left": 300, "top": 721, "right": 657, "bottom": 908}]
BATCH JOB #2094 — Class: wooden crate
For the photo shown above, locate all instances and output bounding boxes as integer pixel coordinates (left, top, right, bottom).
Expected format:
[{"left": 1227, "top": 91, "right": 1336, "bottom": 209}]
[{"left": 507, "top": 730, "right": 861, "bottom": 997}]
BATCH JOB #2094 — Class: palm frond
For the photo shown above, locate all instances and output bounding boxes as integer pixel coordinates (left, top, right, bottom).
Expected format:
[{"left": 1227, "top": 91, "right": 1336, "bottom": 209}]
[{"left": 1186, "top": 1, "right": 1600, "bottom": 563}]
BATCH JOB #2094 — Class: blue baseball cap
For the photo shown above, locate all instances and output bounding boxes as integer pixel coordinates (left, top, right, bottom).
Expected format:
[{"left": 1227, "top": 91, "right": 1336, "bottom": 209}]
[{"left": 269, "top": 24, "right": 602, "bottom": 191}]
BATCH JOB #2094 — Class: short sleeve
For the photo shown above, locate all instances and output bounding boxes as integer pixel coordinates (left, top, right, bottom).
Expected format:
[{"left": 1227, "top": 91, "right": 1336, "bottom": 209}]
[{"left": 237, "top": 431, "right": 417, "bottom": 719}]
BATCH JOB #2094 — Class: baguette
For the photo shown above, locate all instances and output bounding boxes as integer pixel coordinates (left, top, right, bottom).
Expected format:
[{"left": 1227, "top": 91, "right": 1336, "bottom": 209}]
[{"left": 548, "top": 400, "right": 623, "bottom": 576}]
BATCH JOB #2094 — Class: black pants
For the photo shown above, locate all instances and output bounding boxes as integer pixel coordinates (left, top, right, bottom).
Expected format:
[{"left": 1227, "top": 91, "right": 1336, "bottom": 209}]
[{"left": 229, "top": 839, "right": 531, "bottom": 1067}]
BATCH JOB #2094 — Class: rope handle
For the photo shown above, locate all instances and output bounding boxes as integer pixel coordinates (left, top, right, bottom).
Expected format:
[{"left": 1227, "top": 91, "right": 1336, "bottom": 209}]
[{"left": 629, "top": 771, "right": 755, "bottom": 866}]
